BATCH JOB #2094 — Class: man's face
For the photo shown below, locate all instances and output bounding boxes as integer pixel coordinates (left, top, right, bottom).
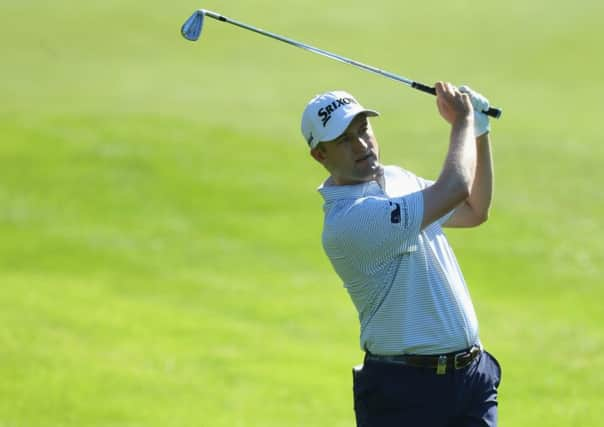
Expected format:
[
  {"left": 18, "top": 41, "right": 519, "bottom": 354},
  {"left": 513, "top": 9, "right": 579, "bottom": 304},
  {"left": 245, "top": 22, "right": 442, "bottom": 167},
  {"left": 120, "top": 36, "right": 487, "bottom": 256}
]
[{"left": 311, "top": 114, "right": 381, "bottom": 185}]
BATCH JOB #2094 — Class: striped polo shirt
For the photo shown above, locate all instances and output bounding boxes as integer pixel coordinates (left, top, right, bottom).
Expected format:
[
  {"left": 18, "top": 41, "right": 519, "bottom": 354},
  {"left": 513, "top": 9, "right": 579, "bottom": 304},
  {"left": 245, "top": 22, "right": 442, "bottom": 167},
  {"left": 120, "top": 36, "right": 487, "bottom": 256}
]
[{"left": 319, "top": 165, "right": 479, "bottom": 356}]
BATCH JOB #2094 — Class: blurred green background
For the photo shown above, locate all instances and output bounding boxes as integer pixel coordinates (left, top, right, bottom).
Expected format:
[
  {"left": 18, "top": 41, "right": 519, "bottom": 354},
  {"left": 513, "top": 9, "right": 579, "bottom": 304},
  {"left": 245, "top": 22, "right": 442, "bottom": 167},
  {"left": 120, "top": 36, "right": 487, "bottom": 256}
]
[{"left": 1, "top": 0, "right": 603, "bottom": 425}]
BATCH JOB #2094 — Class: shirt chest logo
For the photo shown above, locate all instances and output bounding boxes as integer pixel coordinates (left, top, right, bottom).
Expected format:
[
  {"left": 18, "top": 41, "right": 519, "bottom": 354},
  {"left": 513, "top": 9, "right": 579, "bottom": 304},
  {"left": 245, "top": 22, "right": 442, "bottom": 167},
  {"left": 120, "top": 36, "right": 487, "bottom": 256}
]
[
  {"left": 389, "top": 200, "right": 409, "bottom": 227},
  {"left": 390, "top": 202, "right": 401, "bottom": 224}
]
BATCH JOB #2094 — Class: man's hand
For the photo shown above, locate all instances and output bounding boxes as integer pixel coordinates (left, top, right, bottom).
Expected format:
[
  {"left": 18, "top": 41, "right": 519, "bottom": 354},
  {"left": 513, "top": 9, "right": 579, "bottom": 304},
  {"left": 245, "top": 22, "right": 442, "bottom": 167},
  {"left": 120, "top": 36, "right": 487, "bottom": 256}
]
[
  {"left": 459, "top": 85, "right": 490, "bottom": 137},
  {"left": 435, "top": 82, "right": 473, "bottom": 125}
]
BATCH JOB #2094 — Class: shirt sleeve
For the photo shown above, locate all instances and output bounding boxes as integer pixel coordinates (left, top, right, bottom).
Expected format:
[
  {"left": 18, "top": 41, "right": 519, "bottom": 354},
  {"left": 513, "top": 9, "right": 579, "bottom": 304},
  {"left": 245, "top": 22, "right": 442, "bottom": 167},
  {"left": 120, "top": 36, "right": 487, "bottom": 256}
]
[{"left": 334, "top": 191, "right": 424, "bottom": 267}]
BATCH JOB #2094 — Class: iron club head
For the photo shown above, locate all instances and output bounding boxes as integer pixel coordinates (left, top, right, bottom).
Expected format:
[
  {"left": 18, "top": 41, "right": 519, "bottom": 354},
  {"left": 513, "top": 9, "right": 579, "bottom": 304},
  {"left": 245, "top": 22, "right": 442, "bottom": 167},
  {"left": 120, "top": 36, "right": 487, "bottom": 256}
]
[{"left": 181, "top": 10, "right": 205, "bottom": 41}]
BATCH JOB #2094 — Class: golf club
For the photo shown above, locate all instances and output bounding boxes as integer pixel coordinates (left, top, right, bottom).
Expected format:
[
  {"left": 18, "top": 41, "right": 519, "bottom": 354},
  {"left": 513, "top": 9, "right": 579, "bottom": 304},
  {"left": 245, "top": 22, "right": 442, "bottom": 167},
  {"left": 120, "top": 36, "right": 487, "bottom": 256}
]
[{"left": 181, "top": 9, "right": 503, "bottom": 119}]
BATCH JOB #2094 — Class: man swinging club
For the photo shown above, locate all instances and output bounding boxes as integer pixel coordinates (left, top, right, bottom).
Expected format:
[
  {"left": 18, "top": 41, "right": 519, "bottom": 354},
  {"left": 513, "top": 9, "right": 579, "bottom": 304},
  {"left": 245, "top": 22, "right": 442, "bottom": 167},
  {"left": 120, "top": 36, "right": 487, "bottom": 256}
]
[{"left": 301, "top": 82, "right": 502, "bottom": 426}]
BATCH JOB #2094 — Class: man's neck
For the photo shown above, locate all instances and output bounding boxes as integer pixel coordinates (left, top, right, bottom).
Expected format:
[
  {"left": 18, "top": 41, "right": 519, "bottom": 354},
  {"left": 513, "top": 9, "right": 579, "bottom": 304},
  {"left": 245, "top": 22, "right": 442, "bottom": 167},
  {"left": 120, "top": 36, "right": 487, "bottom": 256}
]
[{"left": 328, "top": 170, "right": 385, "bottom": 189}]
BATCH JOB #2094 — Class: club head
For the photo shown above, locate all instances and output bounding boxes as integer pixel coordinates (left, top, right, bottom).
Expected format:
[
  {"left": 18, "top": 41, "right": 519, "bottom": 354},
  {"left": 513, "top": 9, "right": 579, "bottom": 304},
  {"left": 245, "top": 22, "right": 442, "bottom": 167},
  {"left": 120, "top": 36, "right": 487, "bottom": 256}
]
[{"left": 181, "top": 10, "right": 205, "bottom": 41}]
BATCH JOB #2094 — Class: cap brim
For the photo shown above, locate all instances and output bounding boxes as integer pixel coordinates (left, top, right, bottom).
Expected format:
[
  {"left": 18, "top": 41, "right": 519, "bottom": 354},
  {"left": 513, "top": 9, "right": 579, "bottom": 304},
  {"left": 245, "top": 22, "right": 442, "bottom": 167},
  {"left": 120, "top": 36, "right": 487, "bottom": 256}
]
[{"left": 320, "top": 109, "right": 379, "bottom": 143}]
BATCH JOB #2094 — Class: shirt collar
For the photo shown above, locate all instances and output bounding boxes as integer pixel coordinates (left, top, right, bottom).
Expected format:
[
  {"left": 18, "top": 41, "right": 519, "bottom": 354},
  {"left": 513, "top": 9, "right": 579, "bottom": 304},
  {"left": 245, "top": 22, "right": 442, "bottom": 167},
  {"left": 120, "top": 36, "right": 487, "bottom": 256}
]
[{"left": 318, "top": 178, "right": 383, "bottom": 202}]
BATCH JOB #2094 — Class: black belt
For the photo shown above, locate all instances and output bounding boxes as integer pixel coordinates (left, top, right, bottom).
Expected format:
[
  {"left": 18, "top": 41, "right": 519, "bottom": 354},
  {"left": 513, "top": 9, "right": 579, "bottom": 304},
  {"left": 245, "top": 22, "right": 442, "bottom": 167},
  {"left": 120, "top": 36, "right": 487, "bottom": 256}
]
[{"left": 365, "top": 345, "right": 482, "bottom": 375}]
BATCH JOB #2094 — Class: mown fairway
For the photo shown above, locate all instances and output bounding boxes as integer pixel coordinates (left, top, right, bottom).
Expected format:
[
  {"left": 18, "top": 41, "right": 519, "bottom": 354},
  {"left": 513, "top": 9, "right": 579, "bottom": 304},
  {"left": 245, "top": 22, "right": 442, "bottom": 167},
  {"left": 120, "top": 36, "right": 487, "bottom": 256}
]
[{"left": 1, "top": 0, "right": 603, "bottom": 425}]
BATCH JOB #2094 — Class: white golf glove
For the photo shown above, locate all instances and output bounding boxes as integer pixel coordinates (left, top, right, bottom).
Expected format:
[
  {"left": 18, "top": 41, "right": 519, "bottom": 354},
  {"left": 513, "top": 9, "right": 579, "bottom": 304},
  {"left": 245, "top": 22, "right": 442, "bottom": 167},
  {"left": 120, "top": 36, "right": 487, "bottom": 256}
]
[{"left": 459, "top": 85, "right": 490, "bottom": 137}]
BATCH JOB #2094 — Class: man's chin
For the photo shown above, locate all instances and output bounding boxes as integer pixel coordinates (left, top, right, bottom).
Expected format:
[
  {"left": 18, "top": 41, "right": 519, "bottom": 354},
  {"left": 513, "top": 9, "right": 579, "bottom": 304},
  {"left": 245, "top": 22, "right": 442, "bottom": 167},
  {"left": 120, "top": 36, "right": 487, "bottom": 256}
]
[
  {"left": 353, "top": 170, "right": 380, "bottom": 183},
  {"left": 359, "top": 161, "right": 381, "bottom": 176}
]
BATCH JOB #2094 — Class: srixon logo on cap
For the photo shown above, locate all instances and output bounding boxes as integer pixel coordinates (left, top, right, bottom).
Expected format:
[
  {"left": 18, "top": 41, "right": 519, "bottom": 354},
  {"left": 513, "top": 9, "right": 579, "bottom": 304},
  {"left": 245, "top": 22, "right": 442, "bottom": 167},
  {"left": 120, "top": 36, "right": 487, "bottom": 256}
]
[{"left": 318, "top": 97, "right": 357, "bottom": 127}]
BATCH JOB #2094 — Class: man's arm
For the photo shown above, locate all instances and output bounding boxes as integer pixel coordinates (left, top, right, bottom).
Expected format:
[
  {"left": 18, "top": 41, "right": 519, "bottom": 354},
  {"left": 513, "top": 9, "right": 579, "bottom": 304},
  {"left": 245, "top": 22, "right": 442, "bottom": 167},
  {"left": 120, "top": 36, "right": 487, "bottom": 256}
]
[
  {"left": 444, "top": 86, "right": 494, "bottom": 228},
  {"left": 420, "top": 82, "right": 477, "bottom": 230},
  {"left": 444, "top": 132, "right": 494, "bottom": 227}
]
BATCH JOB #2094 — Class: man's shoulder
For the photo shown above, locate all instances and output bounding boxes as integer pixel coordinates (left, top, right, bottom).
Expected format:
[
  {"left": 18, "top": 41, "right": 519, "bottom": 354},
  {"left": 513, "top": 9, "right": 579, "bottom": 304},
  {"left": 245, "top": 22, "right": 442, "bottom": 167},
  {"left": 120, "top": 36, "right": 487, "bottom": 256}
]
[
  {"left": 383, "top": 165, "right": 422, "bottom": 181},
  {"left": 324, "top": 193, "right": 386, "bottom": 222},
  {"left": 383, "top": 165, "right": 427, "bottom": 196}
]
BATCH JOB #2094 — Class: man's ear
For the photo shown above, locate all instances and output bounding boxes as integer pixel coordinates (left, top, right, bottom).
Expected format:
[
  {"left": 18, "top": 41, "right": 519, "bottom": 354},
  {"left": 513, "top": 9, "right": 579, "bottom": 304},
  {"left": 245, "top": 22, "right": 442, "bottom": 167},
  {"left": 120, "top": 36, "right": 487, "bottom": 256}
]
[{"left": 310, "top": 146, "right": 327, "bottom": 164}]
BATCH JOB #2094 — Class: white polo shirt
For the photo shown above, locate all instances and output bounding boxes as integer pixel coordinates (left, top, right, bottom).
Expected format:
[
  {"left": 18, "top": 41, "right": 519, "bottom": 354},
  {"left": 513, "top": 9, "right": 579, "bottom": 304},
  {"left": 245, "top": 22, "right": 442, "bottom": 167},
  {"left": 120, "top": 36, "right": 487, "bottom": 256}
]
[{"left": 319, "top": 165, "right": 480, "bottom": 355}]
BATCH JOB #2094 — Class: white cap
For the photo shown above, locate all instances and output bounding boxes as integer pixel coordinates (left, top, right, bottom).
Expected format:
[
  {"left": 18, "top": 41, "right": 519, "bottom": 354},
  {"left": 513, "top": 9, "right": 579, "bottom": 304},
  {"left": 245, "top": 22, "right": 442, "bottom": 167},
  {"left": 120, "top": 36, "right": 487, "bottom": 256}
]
[{"left": 301, "top": 90, "right": 379, "bottom": 149}]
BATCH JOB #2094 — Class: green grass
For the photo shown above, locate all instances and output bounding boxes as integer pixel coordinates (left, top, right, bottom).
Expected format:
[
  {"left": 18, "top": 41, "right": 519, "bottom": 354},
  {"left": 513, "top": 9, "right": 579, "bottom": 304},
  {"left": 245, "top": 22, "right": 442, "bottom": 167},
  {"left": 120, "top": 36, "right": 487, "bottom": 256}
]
[{"left": 1, "top": 0, "right": 603, "bottom": 425}]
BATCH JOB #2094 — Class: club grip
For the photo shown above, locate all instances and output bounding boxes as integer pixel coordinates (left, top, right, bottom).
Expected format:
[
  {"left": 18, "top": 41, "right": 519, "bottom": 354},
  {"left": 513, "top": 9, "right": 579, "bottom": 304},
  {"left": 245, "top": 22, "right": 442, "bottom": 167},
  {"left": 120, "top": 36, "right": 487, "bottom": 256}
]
[
  {"left": 411, "top": 82, "right": 502, "bottom": 119},
  {"left": 412, "top": 82, "right": 437, "bottom": 95}
]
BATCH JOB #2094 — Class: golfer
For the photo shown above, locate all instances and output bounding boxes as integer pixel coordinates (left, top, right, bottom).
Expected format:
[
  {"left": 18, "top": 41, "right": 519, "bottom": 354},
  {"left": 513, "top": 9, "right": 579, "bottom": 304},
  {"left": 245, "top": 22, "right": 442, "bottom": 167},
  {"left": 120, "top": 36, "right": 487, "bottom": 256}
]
[{"left": 301, "top": 82, "right": 501, "bottom": 426}]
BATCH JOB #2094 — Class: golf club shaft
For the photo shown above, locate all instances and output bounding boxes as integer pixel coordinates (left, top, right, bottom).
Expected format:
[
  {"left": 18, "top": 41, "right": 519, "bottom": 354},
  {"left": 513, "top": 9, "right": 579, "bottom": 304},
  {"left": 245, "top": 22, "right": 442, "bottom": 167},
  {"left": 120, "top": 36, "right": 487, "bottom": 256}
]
[{"left": 202, "top": 10, "right": 502, "bottom": 119}]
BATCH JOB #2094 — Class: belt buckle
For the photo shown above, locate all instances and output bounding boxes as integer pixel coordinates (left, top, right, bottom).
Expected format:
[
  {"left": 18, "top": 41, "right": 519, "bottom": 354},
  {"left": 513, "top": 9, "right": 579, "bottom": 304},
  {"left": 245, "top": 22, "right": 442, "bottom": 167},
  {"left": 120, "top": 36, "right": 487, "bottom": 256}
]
[
  {"left": 454, "top": 351, "right": 465, "bottom": 369},
  {"left": 454, "top": 346, "right": 478, "bottom": 369}
]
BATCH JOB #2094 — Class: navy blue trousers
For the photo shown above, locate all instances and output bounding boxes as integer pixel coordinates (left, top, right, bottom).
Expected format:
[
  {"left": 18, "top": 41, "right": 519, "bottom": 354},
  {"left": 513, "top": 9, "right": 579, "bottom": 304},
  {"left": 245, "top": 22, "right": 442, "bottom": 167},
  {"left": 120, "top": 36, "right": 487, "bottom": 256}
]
[{"left": 353, "top": 351, "right": 502, "bottom": 427}]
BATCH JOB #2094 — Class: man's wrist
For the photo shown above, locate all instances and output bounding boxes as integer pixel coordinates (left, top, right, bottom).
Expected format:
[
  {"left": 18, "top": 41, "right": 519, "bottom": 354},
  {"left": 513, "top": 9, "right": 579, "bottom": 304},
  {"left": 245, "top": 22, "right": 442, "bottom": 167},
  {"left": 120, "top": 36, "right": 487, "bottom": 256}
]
[
  {"left": 477, "top": 132, "right": 490, "bottom": 143},
  {"left": 453, "top": 115, "right": 474, "bottom": 129}
]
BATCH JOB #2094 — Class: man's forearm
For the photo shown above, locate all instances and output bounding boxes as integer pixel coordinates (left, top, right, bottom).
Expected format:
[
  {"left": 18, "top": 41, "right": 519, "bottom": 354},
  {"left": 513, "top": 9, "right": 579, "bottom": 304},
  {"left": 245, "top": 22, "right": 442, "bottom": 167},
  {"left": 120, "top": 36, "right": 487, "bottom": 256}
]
[
  {"left": 438, "top": 117, "right": 477, "bottom": 197},
  {"left": 466, "top": 133, "right": 493, "bottom": 220},
  {"left": 422, "top": 82, "right": 478, "bottom": 229},
  {"left": 422, "top": 117, "right": 477, "bottom": 229}
]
